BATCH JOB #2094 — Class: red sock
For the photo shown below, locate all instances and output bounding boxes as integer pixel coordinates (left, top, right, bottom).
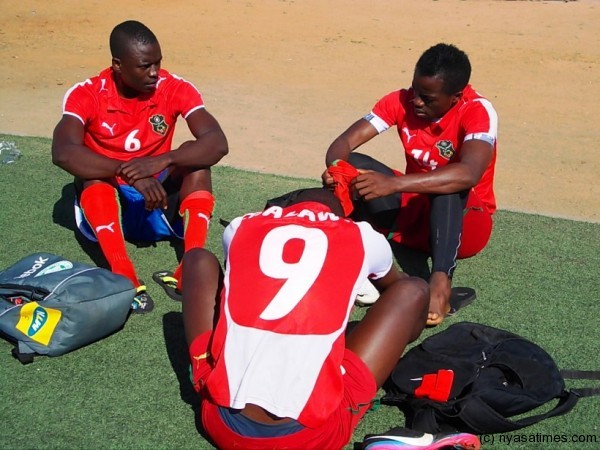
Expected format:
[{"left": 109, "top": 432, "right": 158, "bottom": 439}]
[
  {"left": 80, "top": 183, "right": 139, "bottom": 287},
  {"left": 173, "top": 191, "right": 215, "bottom": 289},
  {"left": 189, "top": 330, "right": 212, "bottom": 392}
]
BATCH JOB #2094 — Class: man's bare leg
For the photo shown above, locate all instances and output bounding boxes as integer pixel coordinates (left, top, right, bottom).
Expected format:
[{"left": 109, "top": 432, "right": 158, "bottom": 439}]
[
  {"left": 346, "top": 276, "right": 428, "bottom": 387},
  {"left": 426, "top": 271, "right": 451, "bottom": 326}
]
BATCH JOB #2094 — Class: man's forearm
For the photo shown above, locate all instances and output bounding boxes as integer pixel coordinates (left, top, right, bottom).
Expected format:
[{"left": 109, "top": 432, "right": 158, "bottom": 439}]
[
  {"left": 169, "top": 132, "right": 228, "bottom": 168},
  {"left": 52, "top": 144, "right": 120, "bottom": 180},
  {"left": 393, "top": 165, "right": 477, "bottom": 195}
]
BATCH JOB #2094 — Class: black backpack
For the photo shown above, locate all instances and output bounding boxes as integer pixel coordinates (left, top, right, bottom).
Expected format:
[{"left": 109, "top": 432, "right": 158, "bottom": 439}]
[{"left": 381, "top": 322, "right": 600, "bottom": 434}]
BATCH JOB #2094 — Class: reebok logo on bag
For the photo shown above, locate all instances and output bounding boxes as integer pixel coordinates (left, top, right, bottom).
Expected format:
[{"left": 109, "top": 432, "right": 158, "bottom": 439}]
[
  {"left": 381, "top": 322, "right": 600, "bottom": 434},
  {"left": 0, "top": 253, "right": 136, "bottom": 364}
]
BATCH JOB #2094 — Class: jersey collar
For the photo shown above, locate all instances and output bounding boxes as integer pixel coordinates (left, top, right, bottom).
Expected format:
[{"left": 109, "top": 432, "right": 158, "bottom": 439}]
[
  {"left": 100, "top": 67, "right": 161, "bottom": 113},
  {"left": 431, "top": 84, "right": 474, "bottom": 132}
]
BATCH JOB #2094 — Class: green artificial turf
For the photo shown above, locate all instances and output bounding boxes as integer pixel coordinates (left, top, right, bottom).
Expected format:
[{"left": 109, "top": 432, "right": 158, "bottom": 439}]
[{"left": 0, "top": 134, "right": 598, "bottom": 449}]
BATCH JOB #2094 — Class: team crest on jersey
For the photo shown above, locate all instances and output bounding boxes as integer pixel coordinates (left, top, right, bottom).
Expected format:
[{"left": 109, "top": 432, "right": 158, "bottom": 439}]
[
  {"left": 149, "top": 114, "right": 168, "bottom": 136},
  {"left": 436, "top": 140, "right": 455, "bottom": 160}
]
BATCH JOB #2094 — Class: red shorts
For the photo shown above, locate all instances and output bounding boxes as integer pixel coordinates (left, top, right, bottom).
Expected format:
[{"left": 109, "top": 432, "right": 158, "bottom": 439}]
[
  {"left": 388, "top": 187, "right": 493, "bottom": 259},
  {"left": 198, "top": 348, "right": 377, "bottom": 450}
]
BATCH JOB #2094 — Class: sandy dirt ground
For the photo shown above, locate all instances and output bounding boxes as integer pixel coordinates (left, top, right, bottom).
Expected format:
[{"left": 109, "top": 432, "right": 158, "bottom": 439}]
[{"left": 1, "top": 0, "right": 598, "bottom": 222}]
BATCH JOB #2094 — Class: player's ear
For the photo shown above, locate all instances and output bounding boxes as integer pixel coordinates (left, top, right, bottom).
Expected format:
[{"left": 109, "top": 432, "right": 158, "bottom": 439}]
[
  {"left": 112, "top": 57, "right": 121, "bottom": 73},
  {"left": 451, "top": 90, "right": 463, "bottom": 105}
]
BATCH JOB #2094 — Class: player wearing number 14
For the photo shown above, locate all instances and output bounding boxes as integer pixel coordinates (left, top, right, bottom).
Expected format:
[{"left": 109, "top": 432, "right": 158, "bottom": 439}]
[
  {"left": 51, "top": 20, "right": 228, "bottom": 313},
  {"left": 323, "top": 43, "right": 498, "bottom": 326}
]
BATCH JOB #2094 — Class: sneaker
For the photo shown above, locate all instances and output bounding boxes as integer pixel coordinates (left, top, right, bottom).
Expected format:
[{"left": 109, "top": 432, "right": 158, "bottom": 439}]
[
  {"left": 363, "top": 427, "right": 481, "bottom": 450},
  {"left": 355, "top": 279, "right": 380, "bottom": 306},
  {"left": 130, "top": 284, "right": 154, "bottom": 314}
]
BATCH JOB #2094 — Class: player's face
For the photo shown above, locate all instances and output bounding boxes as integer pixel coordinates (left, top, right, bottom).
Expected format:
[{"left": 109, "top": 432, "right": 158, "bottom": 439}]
[
  {"left": 113, "top": 41, "right": 162, "bottom": 97},
  {"left": 410, "top": 74, "right": 461, "bottom": 121}
]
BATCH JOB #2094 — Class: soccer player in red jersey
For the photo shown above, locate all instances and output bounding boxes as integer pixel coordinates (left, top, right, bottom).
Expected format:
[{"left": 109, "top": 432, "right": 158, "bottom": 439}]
[
  {"left": 52, "top": 20, "right": 228, "bottom": 313},
  {"left": 322, "top": 43, "right": 497, "bottom": 326},
  {"left": 182, "top": 188, "right": 436, "bottom": 449}
]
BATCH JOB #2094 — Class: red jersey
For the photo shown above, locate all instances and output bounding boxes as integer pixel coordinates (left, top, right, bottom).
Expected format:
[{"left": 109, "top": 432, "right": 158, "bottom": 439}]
[
  {"left": 62, "top": 67, "right": 205, "bottom": 161},
  {"left": 366, "top": 85, "right": 498, "bottom": 213},
  {"left": 205, "top": 202, "right": 392, "bottom": 428}
]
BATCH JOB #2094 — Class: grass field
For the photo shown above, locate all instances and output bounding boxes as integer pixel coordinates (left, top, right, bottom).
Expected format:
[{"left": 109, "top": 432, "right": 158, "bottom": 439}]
[{"left": 0, "top": 133, "right": 598, "bottom": 449}]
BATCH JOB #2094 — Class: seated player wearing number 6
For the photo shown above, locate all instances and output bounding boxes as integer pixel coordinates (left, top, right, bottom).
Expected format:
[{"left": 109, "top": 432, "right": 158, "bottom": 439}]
[
  {"left": 51, "top": 20, "right": 228, "bottom": 313},
  {"left": 181, "top": 188, "right": 480, "bottom": 449}
]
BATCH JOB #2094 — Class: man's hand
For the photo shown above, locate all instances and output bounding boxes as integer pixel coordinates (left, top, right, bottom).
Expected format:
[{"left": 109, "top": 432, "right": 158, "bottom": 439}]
[
  {"left": 321, "top": 168, "right": 336, "bottom": 190},
  {"left": 351, "top": 170, "right": 397, "bottom": 200},
  {"left": 117, "top": 155, "right": 170, "bottom": 184},
  {"left": 132, "top": 177, "right": 168, "bottom": 211}
]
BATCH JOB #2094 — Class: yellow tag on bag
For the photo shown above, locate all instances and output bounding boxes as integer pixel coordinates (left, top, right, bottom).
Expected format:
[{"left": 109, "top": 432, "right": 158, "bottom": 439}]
[{"left": 15, "top": 302, "right": 62, "bottom": 345}]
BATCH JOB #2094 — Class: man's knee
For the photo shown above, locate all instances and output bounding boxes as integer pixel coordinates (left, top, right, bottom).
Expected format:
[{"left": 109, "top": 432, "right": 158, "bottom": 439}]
[
  {"left": 183, "top": 248, "right": 219, "bottom": 269},
  {"left": 179, "top": 168, "right": 212, "bottom": 195},
  {"left": 348, "top": 153, "right": 395, "bottom": 176},
  {"left": 402, "top": 277, "right": 429, "bottom": 307},
  {"left": 387, "top": 277, "right": 429, "bottom": 317}
]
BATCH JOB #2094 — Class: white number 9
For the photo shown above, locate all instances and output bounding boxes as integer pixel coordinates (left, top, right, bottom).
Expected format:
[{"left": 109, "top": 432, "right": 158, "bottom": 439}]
[{"left": 258, "top": 224, "right": 327, "bottom": 320}]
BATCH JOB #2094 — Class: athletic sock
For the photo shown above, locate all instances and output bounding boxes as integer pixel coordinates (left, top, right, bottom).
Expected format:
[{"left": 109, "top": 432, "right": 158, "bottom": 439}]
[
  {"left": 80, "top": 183, "right": 140, "bottom": 287},
  {"left": 189, "top": 330, "right": 212, "bottom": 393},
  {"left": 173, "top": 190, "right": 215, "bottom": 289}
]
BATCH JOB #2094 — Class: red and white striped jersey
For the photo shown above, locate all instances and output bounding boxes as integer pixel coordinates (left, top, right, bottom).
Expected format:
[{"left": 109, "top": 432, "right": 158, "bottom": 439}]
[{"left": 205, "top": 201, "right": 392, "bottom": 428}]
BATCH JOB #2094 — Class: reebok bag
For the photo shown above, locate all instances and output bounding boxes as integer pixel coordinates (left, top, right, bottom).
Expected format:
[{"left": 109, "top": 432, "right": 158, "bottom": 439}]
[{"left": 0, "top": 253, "right": 135, "bottom": 363}]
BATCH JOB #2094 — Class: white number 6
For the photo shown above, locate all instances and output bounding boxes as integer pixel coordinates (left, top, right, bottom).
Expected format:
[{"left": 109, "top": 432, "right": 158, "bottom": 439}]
[{"left": 124, "top": 130, "right": 142, "bottom": 152}]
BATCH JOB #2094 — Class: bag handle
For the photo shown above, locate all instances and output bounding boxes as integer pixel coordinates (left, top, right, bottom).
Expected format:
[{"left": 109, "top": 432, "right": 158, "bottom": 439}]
[{"left": 458, "top": 390, "right": 579, "bottom": 433}]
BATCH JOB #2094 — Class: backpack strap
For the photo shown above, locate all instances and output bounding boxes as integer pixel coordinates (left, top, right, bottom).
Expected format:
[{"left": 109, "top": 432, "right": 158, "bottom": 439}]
[
  {"left": 457, "top": 390, "right": 579, "bottom": 433},
  {"left": 560, "top": 369, "right": 600, "bottom": 398},
  {"left": 571, "top": 387, "right": 600, "bottom": 397},
  {"left": 560, "top": 369, "right": 600, "bottom": 380}
]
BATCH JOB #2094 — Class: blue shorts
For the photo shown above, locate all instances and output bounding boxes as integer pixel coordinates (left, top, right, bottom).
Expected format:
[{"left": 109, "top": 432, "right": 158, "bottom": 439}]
[{"left": 74, "top": 173, "right": 183, "bottom": 243}]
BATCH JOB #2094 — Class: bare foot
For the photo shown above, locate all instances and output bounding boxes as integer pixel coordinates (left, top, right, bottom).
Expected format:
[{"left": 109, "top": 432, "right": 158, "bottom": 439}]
[{"left": 426, "top": 272, "right": 451, "bottom": 326}]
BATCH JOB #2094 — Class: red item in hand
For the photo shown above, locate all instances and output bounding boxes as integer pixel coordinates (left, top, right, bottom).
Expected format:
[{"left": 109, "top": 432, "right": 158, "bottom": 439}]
[{"left": 327, "top": 160, "right": 360, "bottom": 216}]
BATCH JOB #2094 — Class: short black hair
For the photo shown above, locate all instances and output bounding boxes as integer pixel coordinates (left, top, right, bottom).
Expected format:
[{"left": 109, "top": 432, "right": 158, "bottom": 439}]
[
  {"left": 414, "top": 43, "right": 471, "bottom": 95},
  {"left": 265, "top": 188, "right": 344, "bottom": 217},
  {"left": 109, "top": 20, "right": 158, "bottom": 58}
]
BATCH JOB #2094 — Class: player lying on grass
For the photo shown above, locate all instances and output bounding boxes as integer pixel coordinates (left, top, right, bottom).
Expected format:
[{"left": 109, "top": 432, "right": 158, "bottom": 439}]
[{"left": 181, "top": 187, "right": 480, "bottom": 449}]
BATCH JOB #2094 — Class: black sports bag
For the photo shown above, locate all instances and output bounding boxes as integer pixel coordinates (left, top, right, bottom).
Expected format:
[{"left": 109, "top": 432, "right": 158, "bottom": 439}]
[{"left": 381, "top": 322, "right": 600, "bottom": 434}]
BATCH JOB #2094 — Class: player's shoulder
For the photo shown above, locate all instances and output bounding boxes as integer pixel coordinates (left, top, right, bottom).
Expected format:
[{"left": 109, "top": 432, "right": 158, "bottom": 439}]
[
  {"left": 66, "top": 68, "right": 111, "bottom": 94},
  {"left": 376, "top": 88, "right": 405, "bottom": 104},
  {"left": 355, "top": 220, "right": 388, "bottom": 242},
  {"left": 462, "top": 85, "right": 493, "bottom": 105},
  {"left": 158, "top": 68, "right": 194, "bottom": 86},
  {"left": 157, "top": 68, "right": 201, "bottom": 95},
  {"left": 461, "top": 85, "right": 497, "bottom": 114}
]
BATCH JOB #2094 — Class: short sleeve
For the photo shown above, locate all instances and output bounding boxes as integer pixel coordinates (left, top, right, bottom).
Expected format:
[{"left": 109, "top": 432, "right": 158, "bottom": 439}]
[
  {"left": 357, "top": 221, "right": 394, "bottom": 279},
  {"left": 168, "top": 74, "right": 205, "bottom": 118}
]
